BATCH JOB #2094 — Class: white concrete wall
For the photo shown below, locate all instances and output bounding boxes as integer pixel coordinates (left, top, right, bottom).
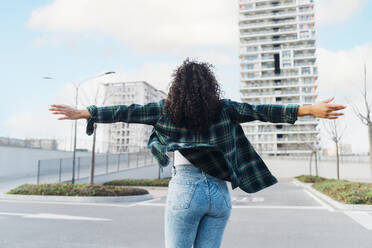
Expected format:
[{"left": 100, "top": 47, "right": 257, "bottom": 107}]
[
  {"left": 264, "top": 157, "right": 371, "bottom": 181},
  {"left": 0, "top": 146, "right": 91, "bottom": 181}
]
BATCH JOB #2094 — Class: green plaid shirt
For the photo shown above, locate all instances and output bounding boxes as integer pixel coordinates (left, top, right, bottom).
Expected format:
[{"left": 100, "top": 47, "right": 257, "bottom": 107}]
[{"left": 86, "top": 99, "right": 299, "bottom": 193}]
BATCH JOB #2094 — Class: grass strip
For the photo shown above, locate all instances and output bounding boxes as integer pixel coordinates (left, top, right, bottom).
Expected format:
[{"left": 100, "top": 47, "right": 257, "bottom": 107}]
[
  {"left": 103, "top": 177, "right": 171, "bottom": 187},
  {"left": 295, "top": 175, "right": 372, "bottom": 205},
  {"left": 7, "top": 183, "right": 148, "bottom": 196}
]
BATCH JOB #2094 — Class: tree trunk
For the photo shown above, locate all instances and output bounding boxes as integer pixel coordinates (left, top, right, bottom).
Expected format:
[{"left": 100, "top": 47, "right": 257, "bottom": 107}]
[
  {"left": 89, "top": 123, "right": 97, "bottom": 185},
  {"left": 368, "top": 123, "right": 372, "bottom": 179},
  {"left": 336, "top": 142, "right": 340, "bottom": 180},
  {"left": 309, "top": 152, "right": 313, "bottom": 176}
]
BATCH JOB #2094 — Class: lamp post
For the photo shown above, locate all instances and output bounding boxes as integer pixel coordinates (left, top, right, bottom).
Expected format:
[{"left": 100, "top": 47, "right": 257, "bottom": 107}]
[{"left": 44, "top": 71, "right": 115, "bottom": 184}]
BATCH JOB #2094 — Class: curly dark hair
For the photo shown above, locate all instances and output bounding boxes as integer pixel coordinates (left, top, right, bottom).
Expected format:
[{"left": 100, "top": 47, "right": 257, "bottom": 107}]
[{"left": 164, "top": 58, "right": 223, "bottom": 132}]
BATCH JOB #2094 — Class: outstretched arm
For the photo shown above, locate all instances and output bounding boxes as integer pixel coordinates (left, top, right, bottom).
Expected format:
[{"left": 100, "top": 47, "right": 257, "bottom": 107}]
[
  {"left": 49, "top": 100, "right": 163, "bottom": 135},
  {"left": 227, "top": 96, "right": 346, "bottom": 124}
]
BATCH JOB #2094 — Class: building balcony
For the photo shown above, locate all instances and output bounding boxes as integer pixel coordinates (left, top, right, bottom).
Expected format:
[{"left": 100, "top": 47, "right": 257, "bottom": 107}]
[
  {"left": 240, "top": 80, "right": 318, "bottom": 89},
  {"left": 240, "top": 81, "right": 300, "bottom": 90},
  {"left": 241, "top": 35, "right": 315, "bottom": 45},
  {"left": 251, "top": 139, "right": 318, "bottom": 144},
  {"left": 239, "top": 18, "right": 314, "bottom": 29},
  {"left": 241, "top": 91, "right": 317, "bottom": 100},
  {"left": 240, "top": 2, "right": 298, "bottom": 14},
  {"left": 240, "top": 9, "right": 314, "bottom": 21},
  {"left": 241, "top": 72, "right": 317, "bottom": 81},
  {"left": 240, "top": 28, "right": 298, "bottom": 38},
  {"left": 245, "top": 130, "right": 319, "bottom": 135},
  {"left": 240, "top": 44, "right": 316, "bottom": 55}
]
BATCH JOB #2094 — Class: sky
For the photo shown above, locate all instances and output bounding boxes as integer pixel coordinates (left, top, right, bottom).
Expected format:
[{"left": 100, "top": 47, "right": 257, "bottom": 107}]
[{"left": 1, "top": 0, "right": 372, "bottom": 154}]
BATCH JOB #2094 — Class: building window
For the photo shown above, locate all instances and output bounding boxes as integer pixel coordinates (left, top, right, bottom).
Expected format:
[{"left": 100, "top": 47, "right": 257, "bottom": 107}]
[
  {"left": 244, "top": 55, "right": 258, "bottom": 61},
  {"left": 282, "top": 50, "right": 291, "bottom": 58},
  {"left": 301, "top": 67, "right": 311, "bottom": 75},
  {"left": 283, "top": 60, "right": 291, "bottom": 68},
  {"left": 302, "top": 87, "right": 312, "bottom": 93},
  {"left": 303, "top": 78, "right": 313, "bottom": 84}
]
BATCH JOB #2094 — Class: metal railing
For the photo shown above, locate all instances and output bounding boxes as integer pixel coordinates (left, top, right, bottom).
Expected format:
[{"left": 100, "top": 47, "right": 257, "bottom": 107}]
[{"left": 36, "top": 150, "right": 175, "bottom": 184}]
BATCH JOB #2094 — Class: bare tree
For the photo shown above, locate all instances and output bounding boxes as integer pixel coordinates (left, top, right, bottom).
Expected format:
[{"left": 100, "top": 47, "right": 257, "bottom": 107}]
[
  {"left": 321, "top": 118, "right": 347, "bottom": 179},
  {"left": 305, "top": 142, "right": 320, "bottom": 177},
  {"left": 345, "top": 63, "right": 372, "bottom": 179}
]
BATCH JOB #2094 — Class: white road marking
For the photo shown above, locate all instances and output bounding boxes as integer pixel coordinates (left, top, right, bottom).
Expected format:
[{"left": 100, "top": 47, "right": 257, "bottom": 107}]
[
  {"left": 344, "top": 211, "right": 372, "bottom": 230},
  {"left": 127, "top": 198, "right": 161, "bottom": 207},
  {"left": 0, "top": 212, "right": 25, "bottom": 216},
  {"left": 0, "top": 199, "right": 135, "bottom": 208},
  {"left": 129, "top": 203, "right": 326, "bottom": 210},
  {"left": 23, "top": 213, "right": 111, "bottom": 221},
  {"left": 232, "top": 205, "right": 326, "bottom": 210},
  {"left": 0, "top": 212, "right": 111, "bottom": 221},
  {"left": 231, "top": 197, "right": 265, "bottom": 203},
  {"left": 252, "top": 197, "right": 265, "bottom": 203},
  {"left": 292, "top": 180, "right": 300, "bottom": 187},
  {"left": 302, "top": 189, "right": 335, "bottom": 212}
]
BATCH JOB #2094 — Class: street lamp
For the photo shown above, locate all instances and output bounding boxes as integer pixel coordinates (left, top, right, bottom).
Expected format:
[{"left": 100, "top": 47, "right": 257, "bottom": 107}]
[{"left": 44, "top": 71, "right": 115, "bottom": 184}]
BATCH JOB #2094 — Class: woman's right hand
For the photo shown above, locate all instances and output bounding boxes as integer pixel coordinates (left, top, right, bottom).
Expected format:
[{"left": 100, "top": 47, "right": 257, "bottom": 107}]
[{"left": 49, "top": 104, "right": 90, "bottom": 120}]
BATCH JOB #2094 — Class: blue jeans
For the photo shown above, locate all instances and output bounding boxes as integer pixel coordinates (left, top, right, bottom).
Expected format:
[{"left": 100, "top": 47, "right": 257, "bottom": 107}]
[{"left": 164, "top": 163, "right": 232, "bottom": 248}]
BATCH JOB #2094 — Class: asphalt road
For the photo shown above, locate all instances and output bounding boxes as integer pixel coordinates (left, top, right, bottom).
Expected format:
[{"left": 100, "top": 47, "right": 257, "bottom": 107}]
[{"left": 0, "top": 178, "right": 372, "bottom": 248}]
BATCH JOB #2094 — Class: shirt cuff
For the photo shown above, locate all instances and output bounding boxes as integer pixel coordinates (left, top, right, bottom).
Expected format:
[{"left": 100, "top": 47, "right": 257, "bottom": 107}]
[
  {"left": 283, "top": 104, "right": 300, "bottom": 124},
  {"left": 86, "top": 105, "right": 98, "bottom": 136}
]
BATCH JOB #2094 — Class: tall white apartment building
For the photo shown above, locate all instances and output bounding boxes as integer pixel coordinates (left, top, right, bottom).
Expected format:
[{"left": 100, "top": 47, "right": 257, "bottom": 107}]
[
  {"left": 239, "top": 0, "right": 320, "bottom": 156},
  {"left": 103, "top": 81, "right": 167, "bottom": 153}
]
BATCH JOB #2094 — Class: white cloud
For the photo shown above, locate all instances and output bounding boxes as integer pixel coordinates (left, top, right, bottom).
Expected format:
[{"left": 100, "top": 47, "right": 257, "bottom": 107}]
[
  {"left": 316, "top": 43, "right": 372, "bottom": 153},
  {"left": 317, "top": 42, "right": 372, "bottom": 97},
  {"left": 28, "top": 0, "right": 238, "bottom": 58},
  {"left": 315, "top": 0, "right": 368, "bottom": 26}
]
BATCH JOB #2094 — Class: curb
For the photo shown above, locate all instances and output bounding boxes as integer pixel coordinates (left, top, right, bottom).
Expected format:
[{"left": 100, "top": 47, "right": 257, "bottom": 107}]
[
  {"left": 0, "top": 193, "right": 153, "bottom": 203},
  {"left": 292, "top": 178, "right": 372, "bottom": 211}
]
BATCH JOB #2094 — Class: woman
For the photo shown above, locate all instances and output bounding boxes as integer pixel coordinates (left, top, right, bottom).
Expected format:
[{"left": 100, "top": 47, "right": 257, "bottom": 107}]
[{"left": 49, "top": 58, "right": 346, "bottom": 248}]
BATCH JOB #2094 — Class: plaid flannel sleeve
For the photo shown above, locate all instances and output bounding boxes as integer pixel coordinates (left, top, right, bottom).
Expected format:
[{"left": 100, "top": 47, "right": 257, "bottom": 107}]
[
  {"left": 226, "top": 99, "right": 300, "bottom": 124},
  {"left": 85, "top": 100, "right": 163, "bottom": 136}
]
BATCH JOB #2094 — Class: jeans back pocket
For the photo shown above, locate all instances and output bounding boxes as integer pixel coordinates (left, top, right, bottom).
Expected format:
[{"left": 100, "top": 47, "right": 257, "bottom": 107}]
[
  {"left": 167, "top": 179, "right": 198, "bottom": 210},
  {"left": 215, "top": 181, "right": 232, "bottom": 209}
]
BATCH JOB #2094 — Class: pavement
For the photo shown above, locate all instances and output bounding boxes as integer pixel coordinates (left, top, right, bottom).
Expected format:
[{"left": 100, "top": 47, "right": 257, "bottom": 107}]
[{"left": 0, "top": 178, "right": 372, "bottom": 247}]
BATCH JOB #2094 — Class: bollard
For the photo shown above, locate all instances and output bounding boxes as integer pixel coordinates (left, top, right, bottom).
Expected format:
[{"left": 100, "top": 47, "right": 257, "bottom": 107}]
[
  {"left": 59, "top": 158, "right": 62, "bottom": 184},
  {"left": 127, "top": 152, "right": 130, "bottom": 168},
  {"left": 37, "top": 160, "right": 40, "bottom": 184},
  {"left": 136, "top": 152, "right": 139, "bottom": 167},
  {"left": 117, "top": 153, "right": 121, "bottom": 171},
  {"left": 144, "top": 150, "right": 147, "bottom": 166},
  {"left": 106, "top": 152, "right": 109, "bottom": 174},
  {"left": 77, "top": 157, "right": 80, "bottom": 182}
]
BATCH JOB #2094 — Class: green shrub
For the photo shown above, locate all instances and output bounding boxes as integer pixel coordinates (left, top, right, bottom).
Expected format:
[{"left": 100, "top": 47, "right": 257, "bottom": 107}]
[
  {"left": 312, "top": 179, "right": 372, "bottom": 205},
  {"left": 103, "top": 177, "right": 171, "bottom": 187},
  {"left": 295, "top": 175, "right": 327, "bottom": 183},
  {"left": 7, "top": 184, "right": 148, "bottom": 196}
]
